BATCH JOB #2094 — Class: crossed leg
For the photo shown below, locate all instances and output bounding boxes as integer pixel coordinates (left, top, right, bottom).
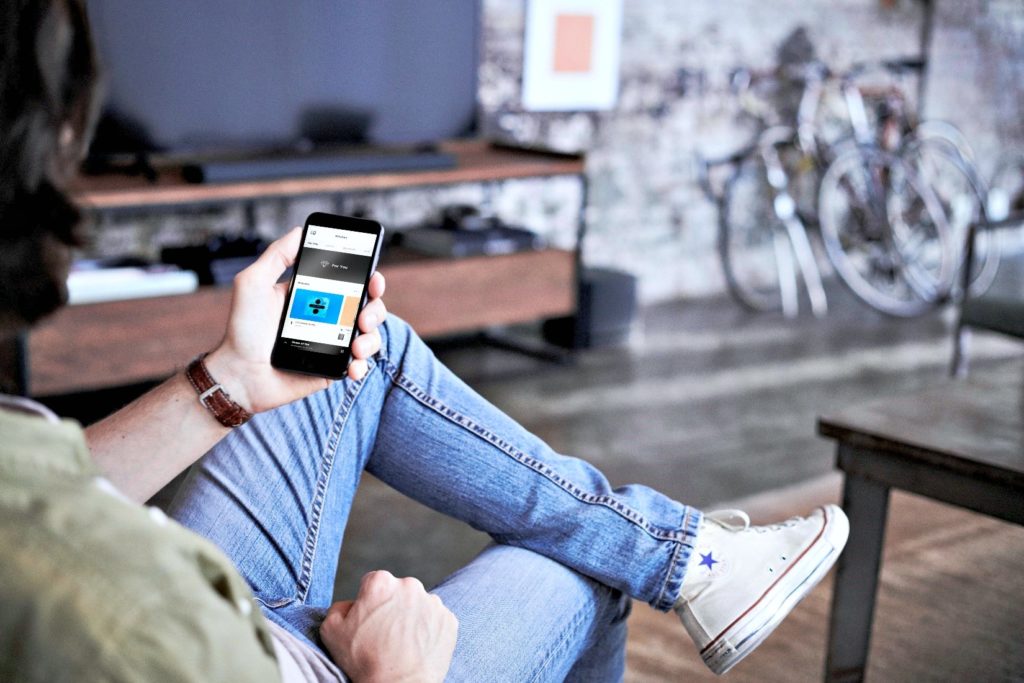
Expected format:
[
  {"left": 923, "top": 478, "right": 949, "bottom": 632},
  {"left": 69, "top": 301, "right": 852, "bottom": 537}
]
[{"left": 168, "top": 316, "right": 700, "bottom": 679}]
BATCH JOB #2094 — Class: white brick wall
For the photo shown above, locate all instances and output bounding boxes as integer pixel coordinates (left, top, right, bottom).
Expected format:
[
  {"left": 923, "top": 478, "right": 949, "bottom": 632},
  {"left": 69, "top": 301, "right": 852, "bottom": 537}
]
[{"left": 481, "top": 0, "right": 1024, "bottom": 303}]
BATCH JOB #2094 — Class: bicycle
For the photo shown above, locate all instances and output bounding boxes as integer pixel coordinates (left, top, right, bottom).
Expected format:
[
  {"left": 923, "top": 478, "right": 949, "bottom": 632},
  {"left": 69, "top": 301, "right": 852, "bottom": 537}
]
[
  {"left": 895, "top": 133, "right": 998, "bottom": 297},
  {"left": 818, "top": 142, "right": 957, "bottom": 316},
  {"left": 702, "top": 56, "right": 989, "bottom": 317},
  {"left": 697, "top": 63, "right": 836, "bottom": 318},
  {"left": 817, "top": 60, "right": 998, "bottom": 312},
  {"left": 699, "top": 128, "right": 827, "bottom": 318},
  {"left": 838, "top": 60, "right": 1001, "bottom": 299}
]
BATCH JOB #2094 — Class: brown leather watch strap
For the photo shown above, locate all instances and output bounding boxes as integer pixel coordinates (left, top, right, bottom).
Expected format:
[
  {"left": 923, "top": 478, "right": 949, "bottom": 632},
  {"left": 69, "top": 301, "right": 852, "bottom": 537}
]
[{"left": 185, "top": 353, "right": 253, "bottom": 428}]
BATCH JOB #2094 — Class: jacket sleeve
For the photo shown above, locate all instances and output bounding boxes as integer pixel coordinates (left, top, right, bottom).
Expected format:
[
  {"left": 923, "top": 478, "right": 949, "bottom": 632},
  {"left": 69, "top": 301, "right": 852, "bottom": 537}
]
[{"left": 105, "top": 542, "right": 283, "bottom": 683}]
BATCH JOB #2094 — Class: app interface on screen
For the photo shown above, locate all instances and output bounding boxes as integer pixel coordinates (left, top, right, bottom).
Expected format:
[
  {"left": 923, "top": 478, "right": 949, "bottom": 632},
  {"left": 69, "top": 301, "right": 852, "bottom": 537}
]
[{"left": 281, "top": 226, "right": 376, "bottom": 355}]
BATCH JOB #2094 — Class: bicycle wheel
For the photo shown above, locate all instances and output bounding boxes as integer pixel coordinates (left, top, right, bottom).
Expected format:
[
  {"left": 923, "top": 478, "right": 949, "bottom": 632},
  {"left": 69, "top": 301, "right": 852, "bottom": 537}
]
[
  {"left": 719, "top": 153, "right": 793, "bottom": 313},
  {"left": 819, "top": 145, "right": 955, "bottom": 316},
  {"left": 900, "top": 135, "right": 999, "bottom": 297},
  {"left": 913, "top": 120, "right": 977, "bottom": 165}
]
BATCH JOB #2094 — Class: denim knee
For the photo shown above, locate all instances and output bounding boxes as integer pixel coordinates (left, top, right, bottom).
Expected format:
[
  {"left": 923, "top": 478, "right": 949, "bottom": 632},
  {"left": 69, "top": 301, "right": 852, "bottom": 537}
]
[{"left": 376, "top": 314, "right": 421, "bottom": 369}]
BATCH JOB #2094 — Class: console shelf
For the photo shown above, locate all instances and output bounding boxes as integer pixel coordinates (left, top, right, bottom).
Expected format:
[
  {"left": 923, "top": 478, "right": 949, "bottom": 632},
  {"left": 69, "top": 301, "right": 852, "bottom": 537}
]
[
  {"left": 15, "top": 141, "right": 586, "bottom": 397},
  {"left": 73, "top": 140, "right": 584, "bottom": 209},
  {"left": 28, "top": 248, "right": 575, "bottom": 397}
]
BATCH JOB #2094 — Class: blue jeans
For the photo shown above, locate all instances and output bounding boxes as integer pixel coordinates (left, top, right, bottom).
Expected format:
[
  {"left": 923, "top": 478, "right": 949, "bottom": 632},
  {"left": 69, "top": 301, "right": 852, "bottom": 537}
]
[{"left": 168, "top": 316, "right": 701, "bottom": 681}]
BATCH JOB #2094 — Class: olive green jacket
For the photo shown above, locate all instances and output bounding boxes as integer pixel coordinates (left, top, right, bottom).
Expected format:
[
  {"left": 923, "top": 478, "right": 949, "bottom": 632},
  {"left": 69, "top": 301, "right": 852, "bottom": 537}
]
[{"left": 0, "top": 407, "right": 280, "bottom": 682}]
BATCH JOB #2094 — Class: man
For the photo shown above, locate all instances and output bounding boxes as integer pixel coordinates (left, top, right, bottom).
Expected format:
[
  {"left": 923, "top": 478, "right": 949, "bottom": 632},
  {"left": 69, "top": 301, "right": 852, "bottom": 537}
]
[{"left": 0, "top": 1, "right": 849, "bottom": 680}]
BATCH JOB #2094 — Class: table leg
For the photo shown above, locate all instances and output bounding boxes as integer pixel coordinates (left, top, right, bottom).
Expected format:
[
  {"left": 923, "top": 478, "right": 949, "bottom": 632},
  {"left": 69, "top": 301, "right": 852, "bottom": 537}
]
[{"left": 825, "top": 469, "right": 890, "bottom": 683}]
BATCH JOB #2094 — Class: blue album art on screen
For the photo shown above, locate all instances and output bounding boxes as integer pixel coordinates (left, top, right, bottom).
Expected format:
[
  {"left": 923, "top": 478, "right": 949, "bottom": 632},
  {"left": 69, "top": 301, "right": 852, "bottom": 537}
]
[{"left": 290, "top": 289, "right": 343, "bottom": 324}]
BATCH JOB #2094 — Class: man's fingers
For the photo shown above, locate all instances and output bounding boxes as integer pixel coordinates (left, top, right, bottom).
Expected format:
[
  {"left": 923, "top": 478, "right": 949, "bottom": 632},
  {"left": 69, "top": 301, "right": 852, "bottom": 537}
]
[
  {"left": 245, "top": 226, "right": 302, "bottom": 283},
  {"left": 350, "top": 329, "right": 380, "bottom": 360},
  {"left": 358, "top": 570, "right": 399, "bottom": 600},
  {"left": 347, "top": 358, "right": 368, "bottom": 381},
  {"left": 359, "top": 298, "right": 387, "bottom": 334},
  {"left": 368, "top": 271, "right": 386, "bottom": 299}
]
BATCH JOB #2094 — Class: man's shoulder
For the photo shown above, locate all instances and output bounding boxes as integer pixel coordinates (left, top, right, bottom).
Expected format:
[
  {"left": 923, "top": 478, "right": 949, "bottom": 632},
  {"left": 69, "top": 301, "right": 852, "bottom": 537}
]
[
  {"left": 0, "top": 479, "right": 167, "bottom": 646},
  {"left": 0, "top": 481, "right": 163, "bottom": 680},
  {"left": 0, "top": 479, "right": 280, "bottom": 682}
]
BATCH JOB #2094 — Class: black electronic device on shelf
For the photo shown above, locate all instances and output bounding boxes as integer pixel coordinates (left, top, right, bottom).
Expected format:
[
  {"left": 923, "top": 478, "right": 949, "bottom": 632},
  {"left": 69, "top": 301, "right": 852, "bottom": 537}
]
[
  {"left": 400, "top": 205, "right": 545, "bottom": 258},
  {"left": 161, "top": 234, "right": 269, "bottom": 286},
  {"left": 181, "top": 145, "right": 456, "bottom": 184}
]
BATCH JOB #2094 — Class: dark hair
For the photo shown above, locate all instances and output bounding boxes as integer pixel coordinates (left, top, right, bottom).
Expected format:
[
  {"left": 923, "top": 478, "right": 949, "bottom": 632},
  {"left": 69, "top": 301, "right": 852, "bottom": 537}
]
[{"left": 0, "top": 0, "right": 100, "bottom": 329}]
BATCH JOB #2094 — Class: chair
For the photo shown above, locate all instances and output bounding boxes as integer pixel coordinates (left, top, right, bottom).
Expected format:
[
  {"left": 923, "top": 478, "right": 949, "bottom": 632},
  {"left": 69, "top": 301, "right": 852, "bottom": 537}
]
[{"left": 950, "top": 212, "right": 1024, "bottom": 377}]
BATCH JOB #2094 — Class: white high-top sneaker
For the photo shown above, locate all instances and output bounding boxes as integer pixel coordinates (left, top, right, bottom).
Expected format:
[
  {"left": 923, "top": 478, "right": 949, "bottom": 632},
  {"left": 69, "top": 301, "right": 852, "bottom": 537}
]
[{"left": 674, "top": 505, "right": 849, "bottom": 675}]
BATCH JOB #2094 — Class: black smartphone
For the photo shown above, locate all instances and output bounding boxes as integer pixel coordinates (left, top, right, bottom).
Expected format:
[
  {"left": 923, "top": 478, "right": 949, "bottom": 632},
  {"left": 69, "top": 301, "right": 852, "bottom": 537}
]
[{"left": 271, "top": 212, "right": 384, "bottom": 379}]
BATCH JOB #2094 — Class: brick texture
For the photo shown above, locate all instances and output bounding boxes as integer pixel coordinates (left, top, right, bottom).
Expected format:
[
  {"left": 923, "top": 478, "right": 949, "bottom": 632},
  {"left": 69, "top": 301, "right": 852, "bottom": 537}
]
[{"left": 481, "top": 0, "right": 1024, "bottom": 302}]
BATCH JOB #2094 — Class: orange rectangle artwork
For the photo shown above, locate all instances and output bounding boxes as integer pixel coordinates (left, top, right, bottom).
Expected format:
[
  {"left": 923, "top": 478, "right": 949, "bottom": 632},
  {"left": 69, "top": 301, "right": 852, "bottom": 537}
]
[
  {"left": 553, "top": 13, "right": 595, "bottom": 73},
  {"left": 339, "top": 295, "right": 359, "bottom": 328}
]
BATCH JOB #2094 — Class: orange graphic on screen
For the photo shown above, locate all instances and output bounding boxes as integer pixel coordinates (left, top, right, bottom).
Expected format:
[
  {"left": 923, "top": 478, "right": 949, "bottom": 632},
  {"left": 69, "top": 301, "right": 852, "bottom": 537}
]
[
  {"left": 553, "top": 13, "right": 595, "bottom": 73},
  {"left": 339, "top": 295, "right": 359, "bottom": 328}
]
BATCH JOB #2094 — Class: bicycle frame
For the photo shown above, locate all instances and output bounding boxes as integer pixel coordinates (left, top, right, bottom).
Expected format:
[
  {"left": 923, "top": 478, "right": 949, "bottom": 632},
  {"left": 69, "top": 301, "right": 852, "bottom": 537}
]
[
  {"left": 759, "top": 127, "right": 828, "bottom": 317},
  {"left": 698, "top": 129, "right": 827, "bottom": 319}
]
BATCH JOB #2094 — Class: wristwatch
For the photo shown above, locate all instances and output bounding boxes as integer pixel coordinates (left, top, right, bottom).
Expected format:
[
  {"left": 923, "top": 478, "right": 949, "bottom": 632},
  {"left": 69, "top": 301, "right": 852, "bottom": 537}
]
[{"left": 185, "top": 353, "right": 253, "bottom": 428}]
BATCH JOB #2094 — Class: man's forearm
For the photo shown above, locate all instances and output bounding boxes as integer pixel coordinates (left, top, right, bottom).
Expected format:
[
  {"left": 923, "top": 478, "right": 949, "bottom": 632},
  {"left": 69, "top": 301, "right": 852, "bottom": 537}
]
[
  {"left": 82, "top": 230, "right": 387, "bottom": 505},
  {"left": 85, "top": 356, "right": 235, "bottom": 504}
]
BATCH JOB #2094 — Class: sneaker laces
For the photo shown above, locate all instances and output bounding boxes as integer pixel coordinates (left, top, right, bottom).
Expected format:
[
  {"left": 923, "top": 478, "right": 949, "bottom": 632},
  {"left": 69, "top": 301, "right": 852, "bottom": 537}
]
[
  {"left": 704, "top": 509, "right": 751, "bottom": 531},
  {"left": 704, "top": 509, "right": 805, "bottom": 534}
]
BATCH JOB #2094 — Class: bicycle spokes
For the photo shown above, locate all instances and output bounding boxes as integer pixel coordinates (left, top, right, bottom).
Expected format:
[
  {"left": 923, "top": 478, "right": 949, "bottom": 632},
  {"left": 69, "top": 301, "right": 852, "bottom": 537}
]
[{"left": 819, "top": 146, "right": 956, "bottom": 316}]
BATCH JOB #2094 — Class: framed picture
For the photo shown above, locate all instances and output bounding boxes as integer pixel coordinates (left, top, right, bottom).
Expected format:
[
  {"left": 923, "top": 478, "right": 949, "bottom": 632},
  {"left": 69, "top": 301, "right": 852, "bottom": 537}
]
[{"left": 521, "top": 0, "right": 624, "bottom": 111}]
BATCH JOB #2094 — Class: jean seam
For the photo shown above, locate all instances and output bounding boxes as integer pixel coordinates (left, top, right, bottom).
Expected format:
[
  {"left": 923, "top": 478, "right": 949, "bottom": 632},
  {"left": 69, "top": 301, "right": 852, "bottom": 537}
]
[
  {"left": 653, "top": 507, "right": 701, "bottom": 612},
  {"left": 255, "top": 596, "right": 296, "bottom": 610},
  {"left": 653, "top": 533, "right": 685, "bottom": 611},
  {"left": 296, "top": 359, "right": 376, "bottom": 603},
  {"left": 525, "top": 598, "right": 594, "bottom": 683},
  {"left": 380, "top": 359, "right": 687, "bottom": 543}
]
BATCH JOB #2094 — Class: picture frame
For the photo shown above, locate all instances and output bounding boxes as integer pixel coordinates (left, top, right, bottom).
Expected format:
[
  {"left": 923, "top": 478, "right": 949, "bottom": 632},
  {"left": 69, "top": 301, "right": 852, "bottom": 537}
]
[{"left": 521, "top": 0, "right": 624, "bottom": 111}]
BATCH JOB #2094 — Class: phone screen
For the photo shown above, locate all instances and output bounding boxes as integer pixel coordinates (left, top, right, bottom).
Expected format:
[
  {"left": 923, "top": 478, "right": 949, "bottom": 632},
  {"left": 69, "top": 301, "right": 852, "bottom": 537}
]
[{"left": 280, "top": 224, "right": 377, "bottom": 355}]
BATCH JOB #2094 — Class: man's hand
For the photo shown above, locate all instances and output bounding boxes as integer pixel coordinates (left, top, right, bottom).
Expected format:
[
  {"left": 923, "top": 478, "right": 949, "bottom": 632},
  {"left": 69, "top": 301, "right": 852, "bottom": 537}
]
[
  {"left": 204, "top": 226, "right": 387, "bottom": 414},
  {"left": 320, "top": 571, "right": 458, "bottom": 683}
]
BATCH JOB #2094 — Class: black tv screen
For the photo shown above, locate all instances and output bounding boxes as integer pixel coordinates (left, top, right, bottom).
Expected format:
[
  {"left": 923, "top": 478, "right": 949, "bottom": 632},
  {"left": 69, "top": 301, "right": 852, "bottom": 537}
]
[{"left": 85, "top": 1, "right": 480, "bottom": 158}]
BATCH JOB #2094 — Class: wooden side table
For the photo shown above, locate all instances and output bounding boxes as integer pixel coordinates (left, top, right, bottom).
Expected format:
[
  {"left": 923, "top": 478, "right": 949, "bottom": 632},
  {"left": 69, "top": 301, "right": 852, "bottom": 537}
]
[{"left": 818, "top": 368, "right": 1024, "bottom": 682}]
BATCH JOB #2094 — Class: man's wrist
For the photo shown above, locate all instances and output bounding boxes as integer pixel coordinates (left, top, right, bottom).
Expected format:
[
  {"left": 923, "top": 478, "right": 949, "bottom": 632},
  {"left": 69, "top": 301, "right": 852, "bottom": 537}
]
[{"left": 202, "top": 348, "right": 256, "bottom": 415}]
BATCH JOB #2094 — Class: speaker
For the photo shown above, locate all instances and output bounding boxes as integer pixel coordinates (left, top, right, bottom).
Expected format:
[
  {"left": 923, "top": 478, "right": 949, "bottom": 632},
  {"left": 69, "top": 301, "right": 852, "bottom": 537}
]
[{"left": 543, "top": 267, "right": 638, "bottom": 349}]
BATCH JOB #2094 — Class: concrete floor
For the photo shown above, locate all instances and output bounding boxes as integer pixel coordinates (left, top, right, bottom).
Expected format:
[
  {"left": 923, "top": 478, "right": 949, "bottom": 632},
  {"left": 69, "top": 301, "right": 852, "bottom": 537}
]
[{"left": 332, "top": 262, "right": 1024, "bottom": 599}]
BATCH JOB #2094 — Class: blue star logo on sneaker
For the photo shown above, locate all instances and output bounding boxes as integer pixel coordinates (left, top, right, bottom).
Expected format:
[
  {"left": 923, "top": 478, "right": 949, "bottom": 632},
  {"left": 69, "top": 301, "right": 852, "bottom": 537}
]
[
  {"left": 693, "top": 544, "right": 730, "bottom": 580},
  {"left": 699, "top": 551, "right": 719, "bottom": 571}
]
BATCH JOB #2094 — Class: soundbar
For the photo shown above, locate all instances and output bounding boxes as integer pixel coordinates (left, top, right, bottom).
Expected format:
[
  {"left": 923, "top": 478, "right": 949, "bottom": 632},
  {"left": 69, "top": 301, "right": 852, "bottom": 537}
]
[{"left": 182, "top": 148, "right": 457, "bottom": 184}]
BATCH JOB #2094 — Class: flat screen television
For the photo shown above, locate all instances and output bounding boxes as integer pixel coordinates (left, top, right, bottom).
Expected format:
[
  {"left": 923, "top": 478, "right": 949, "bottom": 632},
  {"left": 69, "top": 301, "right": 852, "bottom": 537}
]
[{"left": 84, "top": 1, "right": 480, "bottom": 172}]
